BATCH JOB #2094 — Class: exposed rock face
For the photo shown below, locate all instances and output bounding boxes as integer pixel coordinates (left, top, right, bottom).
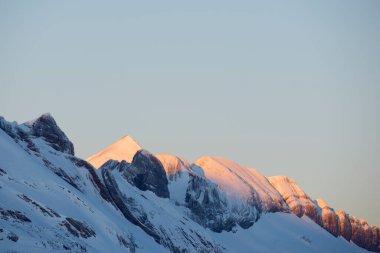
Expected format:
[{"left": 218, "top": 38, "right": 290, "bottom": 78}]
[
  {"left": 98, "top": 150, "right": 169, "bottom": 199},
  {"left": 361, "top": 219, "right": 376, "bottom": 251},
  {"left": 99, "top": 158, "right": 222, "bottom": 252},
  {"left": 315, "top": 199, "right": 340, "bottom": 237},
  {"left": 129, "top": 150, "right": 170, "bottom": 198},
  {"left": 336, "top": 210, "right": 352, "bottom": 241},
  {"left": 268, "top": 176, "right": 322, "bottom": 225},
  {"left": 185, "top": 172, "right": 259, "bottom": 232},
  {"left": 24, "top": 113, "right": 74, "bottom": 155},
  {"left": 371, "top": 226, "right": 380, "bottom": 252},
  {"left": 350, "top": 216, "right": 371, "bottom": 250}
]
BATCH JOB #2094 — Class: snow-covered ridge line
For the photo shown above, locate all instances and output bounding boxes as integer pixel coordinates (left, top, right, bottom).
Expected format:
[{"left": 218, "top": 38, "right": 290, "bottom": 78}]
[{"left": 1, "top": 113, "right": 379, "bottom": 253}]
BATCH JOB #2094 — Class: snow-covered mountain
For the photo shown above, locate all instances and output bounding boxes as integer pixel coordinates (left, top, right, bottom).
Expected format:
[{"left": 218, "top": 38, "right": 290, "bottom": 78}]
[
  {"left": 1, "top": 114, "right": 379, "bottom": 253},
  {"left": 87, "top": 135, "right": 141, "bottom": 168}
]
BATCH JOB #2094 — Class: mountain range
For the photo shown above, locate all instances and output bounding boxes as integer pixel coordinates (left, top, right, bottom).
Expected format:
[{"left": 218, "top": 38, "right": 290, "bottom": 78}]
[{"left": 0, "top": 113, "right": 378, "bottom": 253}]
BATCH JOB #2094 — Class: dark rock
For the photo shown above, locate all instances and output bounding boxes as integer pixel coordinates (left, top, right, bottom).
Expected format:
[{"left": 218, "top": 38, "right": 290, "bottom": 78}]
[
  {"left": 42, "top": 158, "right": 81, "bottom": 191},
  {"left": 61, "top": 217, "right": 95, "bottom": 238},
  {"left": 0, "top": 167, "right": 7, "bottom": 176},
  {"left": 117, "top": 234, "right": 137, "bottom": 253},
  {"left": 336, "top": 210, "right": 352, "bottom": 241},
  {"left": 17, "top": 194, "right": 60, "bottom": 218},
  {"left": 185, "top": 173, "right": 258, "bottom": 232},
  {"left": 7, "top": 232, "right": 18, "bottom": 242},
  {"left": 127, "top": 150, "right": 169, "bottom": 198},
  {"left": 25, "top": 113, "right": 74, "bottom": 155},
  {"left": 0, "top": 117, "right": 17, "bottom": 140},
  {"left": 0, "top": 209, "right": 31, "bottom": 222},
  {"left": 370, "top": 226, "right": 380, "bottom": 252}
]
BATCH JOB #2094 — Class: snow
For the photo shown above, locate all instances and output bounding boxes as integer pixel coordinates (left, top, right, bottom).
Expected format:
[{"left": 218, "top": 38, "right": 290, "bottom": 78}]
[
  {"left": 268, "top": 175, "right": 314, "bottom": 211},
  {"left": 193, "top": 156, "right": 286, "bottom": 211},
  {"left": 87, "top": 135, "right": 141, "bottom": 168},
  {"left": 0, "top": 128, "right": 165, "bottom": 253},
  {"left": 156, "top": 154, "right": 191, "bottom": 176},
  {"left": 214, "top": 212, "right": 368, "bottom": 253}
]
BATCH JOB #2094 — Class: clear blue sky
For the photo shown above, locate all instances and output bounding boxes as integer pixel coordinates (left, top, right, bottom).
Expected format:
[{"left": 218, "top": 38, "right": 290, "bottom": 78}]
[{"left": 1, "top": 0, "right": 379, "bottom": 226}]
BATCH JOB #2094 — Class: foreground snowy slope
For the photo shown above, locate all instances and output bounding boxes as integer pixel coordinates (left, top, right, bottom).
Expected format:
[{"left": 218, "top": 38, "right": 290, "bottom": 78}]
[
  {"left": 0, "top": 114, "right": 166, "bottom": 253},
  {"left": 1, "top": 113, "right": 378, "bottom": 253},
  {"left": 215, "top": 213, "right": 368, "bottom": 253}
]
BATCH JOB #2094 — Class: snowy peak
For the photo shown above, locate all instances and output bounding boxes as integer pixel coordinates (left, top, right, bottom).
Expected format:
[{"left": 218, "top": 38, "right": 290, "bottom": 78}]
[
  {"left": 87, "top": 135, "right": 141, "bottom": 168},
  {"left": 23, "top": 113, "right": 74, "bottom": 155}
]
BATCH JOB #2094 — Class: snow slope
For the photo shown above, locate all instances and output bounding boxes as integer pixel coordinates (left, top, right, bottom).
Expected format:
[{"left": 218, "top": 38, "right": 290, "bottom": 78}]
[
  {"left": 193, "top": 156, "right": 288, "bottom": 212},
  {"left": 214, "top": 212, "right": 368, "bottom": 253},
  {"left": 0, "top": 117, "right": 165, "bottom": 253}
]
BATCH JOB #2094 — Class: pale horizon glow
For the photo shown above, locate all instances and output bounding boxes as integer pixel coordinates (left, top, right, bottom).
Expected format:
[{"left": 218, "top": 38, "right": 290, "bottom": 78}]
[{"left": 1, "top": 1, "right": 379, "bottom": 226}]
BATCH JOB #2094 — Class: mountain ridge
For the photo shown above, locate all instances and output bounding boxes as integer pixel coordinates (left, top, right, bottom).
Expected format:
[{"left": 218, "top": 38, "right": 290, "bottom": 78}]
[{"left": 1, "top": 113, "right": 378, "bottom": 253}]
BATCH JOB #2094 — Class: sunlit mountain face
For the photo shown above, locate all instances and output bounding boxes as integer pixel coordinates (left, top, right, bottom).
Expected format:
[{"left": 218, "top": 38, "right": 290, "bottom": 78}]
[{"left": 1, "top": 113, "right": 379, "bottom": 253}]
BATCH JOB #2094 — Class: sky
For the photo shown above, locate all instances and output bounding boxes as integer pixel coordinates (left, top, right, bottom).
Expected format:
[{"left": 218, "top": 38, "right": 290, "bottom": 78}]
[{"left": 1, "top": 0, "right": 379, "bottom": 226}]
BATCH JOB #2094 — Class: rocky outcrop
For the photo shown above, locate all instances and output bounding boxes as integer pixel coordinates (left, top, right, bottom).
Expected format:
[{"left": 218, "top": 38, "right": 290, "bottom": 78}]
[
  {"left": 336, "top": 210, "right": 352, "bottom": 241},
  {"left": 61, "top": 217, "right": 96, "bottom": 238},
  {"left": 269, "top": 177, "right": 380, "bottom": 252},
  {"left": 371, "top": 226, "right": 380, "bottom": 252},
  {"left": 100, "top": 158, "right": 222, "bottom": 252},
  {"left": 350, "top": 216, "right": 371, "bottom": 250},
  {"left": 268, "top": 176, "right": 322, "bottom": 225},
  {"left": 346, "top": 217, "right": 380, "bottom": 252},
  {"left": 128, "top": 150, "right": 170, "bottom": 198},
  {"left": 24, "top": 113, "right": 74, "bottom": 155},
  {"left": 98, "top": 150, "right": 169, "bottom": 199},
  {"left": 185, "top": 172, "right": 259, "bottom": 232},
  {"left": 315, "top": 199, "right": 340, "bottom": 237}
]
